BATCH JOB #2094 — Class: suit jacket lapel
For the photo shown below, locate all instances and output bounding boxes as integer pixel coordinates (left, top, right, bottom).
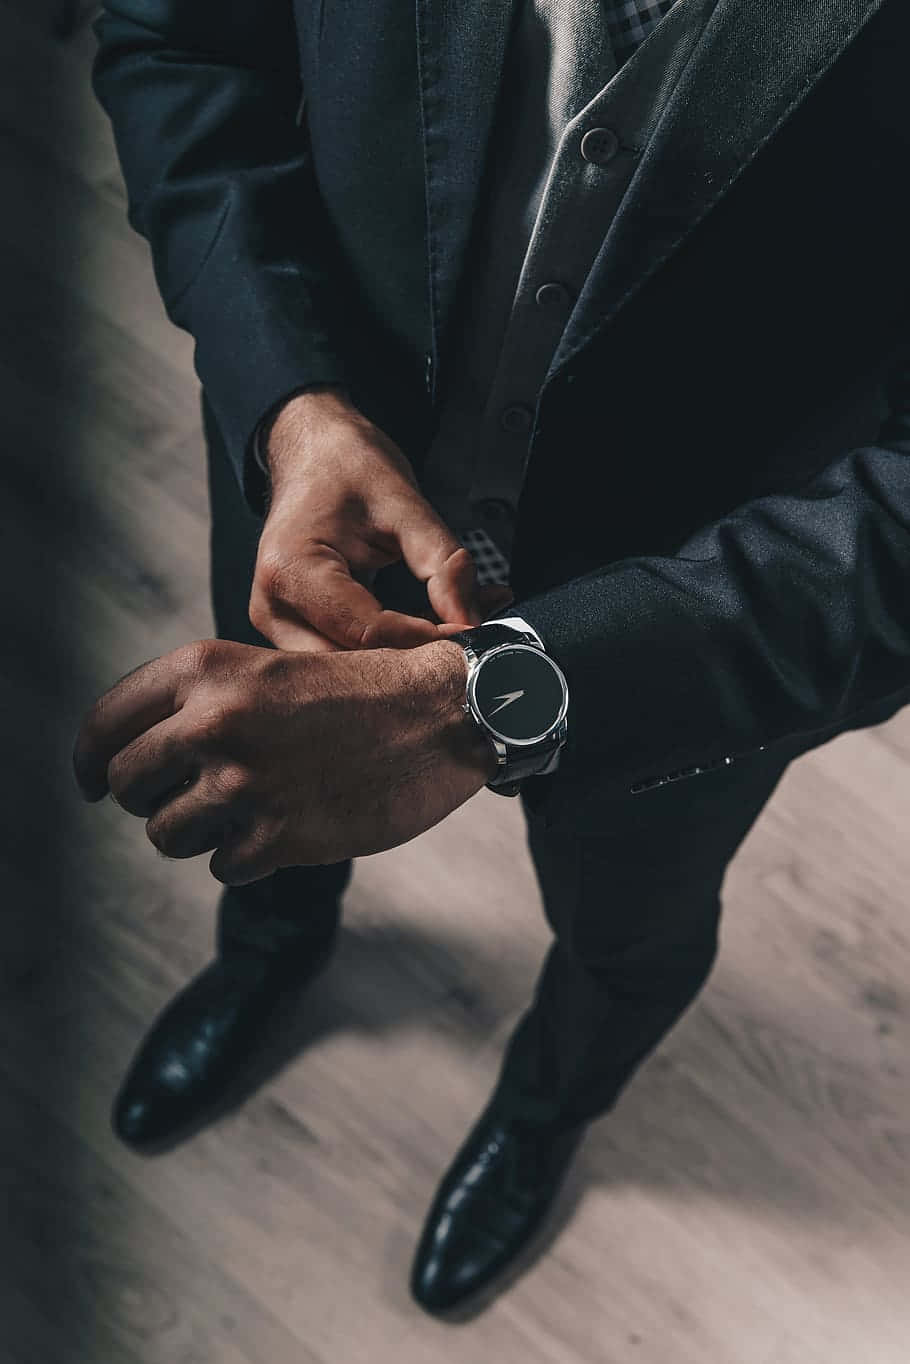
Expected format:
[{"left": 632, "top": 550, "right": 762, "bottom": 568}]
[
  {"left": 415, "top": 0, "right": 522, "bottom": 384},
  {"left": 548, "top": 0, "right": 890, "bottom": 382}
]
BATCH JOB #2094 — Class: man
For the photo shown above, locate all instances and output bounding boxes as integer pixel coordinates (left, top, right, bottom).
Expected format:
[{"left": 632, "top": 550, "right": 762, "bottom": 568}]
[{"left": 77, "top": 0, "right": 910, "bottom": 1316}]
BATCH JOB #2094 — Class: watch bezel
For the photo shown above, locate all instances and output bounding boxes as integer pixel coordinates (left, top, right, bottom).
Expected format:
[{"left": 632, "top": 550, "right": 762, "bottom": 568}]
[{"left": 464, "top": 641, "right": 569, "bottom": 747}]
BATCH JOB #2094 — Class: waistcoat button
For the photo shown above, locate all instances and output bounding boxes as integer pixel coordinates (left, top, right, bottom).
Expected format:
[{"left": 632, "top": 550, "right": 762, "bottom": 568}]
[
  {"left": 580, "top": 126, "right": 620, "bottom": 165},
  {"left": 474, "top": 497, "right": 514, "bottom": 523},
  {"left": 499, "top": 404, "right": 533, "bottom": 434}
]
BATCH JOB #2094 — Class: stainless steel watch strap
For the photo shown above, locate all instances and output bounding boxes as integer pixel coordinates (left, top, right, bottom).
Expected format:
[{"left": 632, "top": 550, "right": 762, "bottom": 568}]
[{"left": 483, "top": 613, "right": 546, "bottom": 649}]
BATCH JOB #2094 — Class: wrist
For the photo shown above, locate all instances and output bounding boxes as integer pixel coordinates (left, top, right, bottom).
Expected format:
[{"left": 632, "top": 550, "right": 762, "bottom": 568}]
[
  {"left": 415, "top": 639, "right": 500, "bottom": 782},
  {"left": 265, "top": 384, "right": 364, "bottom": 489}
]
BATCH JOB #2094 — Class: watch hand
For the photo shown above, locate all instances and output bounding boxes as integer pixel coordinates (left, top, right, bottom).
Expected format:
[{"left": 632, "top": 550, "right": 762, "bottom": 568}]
[{"left": 488, "top": 689, "right": 525, "bottom": 717}]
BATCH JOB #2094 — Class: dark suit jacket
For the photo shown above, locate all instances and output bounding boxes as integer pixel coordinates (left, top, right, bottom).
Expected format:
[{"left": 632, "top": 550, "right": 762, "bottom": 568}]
[{"left": 92, "top": 0, "right": 910, "bottom": 830}]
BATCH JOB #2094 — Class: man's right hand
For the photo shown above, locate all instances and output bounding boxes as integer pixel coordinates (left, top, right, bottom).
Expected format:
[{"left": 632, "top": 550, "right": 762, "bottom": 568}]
[{"left": 248, "top": 386, "right": 514, "bottom": 652}]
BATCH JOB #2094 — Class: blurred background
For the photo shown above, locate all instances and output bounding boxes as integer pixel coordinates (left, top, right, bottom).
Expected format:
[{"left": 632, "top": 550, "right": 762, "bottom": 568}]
[{"left": 1, "top": 2, "right": 909, "bottom": 1361}]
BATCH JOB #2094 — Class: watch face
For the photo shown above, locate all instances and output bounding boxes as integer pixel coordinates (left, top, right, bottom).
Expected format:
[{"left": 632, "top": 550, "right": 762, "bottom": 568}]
[{"left": 471, "top": 646, "right": 567, "bottom": 743}]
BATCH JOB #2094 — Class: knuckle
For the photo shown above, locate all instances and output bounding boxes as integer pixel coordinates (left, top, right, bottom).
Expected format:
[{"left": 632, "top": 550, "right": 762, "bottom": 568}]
[
  {"left": 181, "top": 639, "right": 218, "bottom": 678},
  {"left": 215, "top": 763, "right": 249, "bottom": 803},
  {"left": 257, "top": 547, "right": 297, "bottom": 604},
  {"left": 191, "top": 700, "right": 230, "bottom": 748}
]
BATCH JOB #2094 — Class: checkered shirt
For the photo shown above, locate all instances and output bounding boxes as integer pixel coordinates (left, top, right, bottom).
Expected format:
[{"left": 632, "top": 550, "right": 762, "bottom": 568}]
[{"left": 603, "top": 0, "right": 679, "bottom": 62}]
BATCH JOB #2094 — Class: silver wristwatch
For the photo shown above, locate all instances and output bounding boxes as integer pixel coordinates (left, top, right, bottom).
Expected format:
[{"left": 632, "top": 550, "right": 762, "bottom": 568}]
[{"left": 448, "top": 616, "right": 569, "bottom": 797}]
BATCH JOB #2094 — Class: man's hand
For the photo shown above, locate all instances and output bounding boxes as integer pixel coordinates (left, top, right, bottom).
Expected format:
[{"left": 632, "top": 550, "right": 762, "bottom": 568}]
[
  {"left": 249, "top": 386, "right": 513, "bottom": 652},
  {"left": 73, "top": 637, "right": 498, "bottom": 886}
]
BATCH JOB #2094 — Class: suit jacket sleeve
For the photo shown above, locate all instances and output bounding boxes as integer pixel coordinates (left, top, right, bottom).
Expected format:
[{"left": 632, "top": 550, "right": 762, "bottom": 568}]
[
  {"left": 92, "top": 0, "right": 353, "bottom": 512},
  {"left": 515, "top": 351, "right": 910, "bottom": 805}
]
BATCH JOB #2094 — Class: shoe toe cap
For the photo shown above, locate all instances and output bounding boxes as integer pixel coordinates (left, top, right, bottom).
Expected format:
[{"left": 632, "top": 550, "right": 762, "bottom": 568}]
[
  {"left": 112, "top": 1093, "right": 155, "bottom": 1147},
  {"left": 111, "top": 1054, "right": 198, "bottom": 1150},
  {"left": 112, "top": 1088, "right": 162, "bottom": 1148},
  {"left": 410, "top": 1214, "right": 507, "bottom": 1313}
]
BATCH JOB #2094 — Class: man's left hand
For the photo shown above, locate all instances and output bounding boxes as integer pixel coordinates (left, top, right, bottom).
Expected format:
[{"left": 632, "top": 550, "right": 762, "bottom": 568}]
[{"left": 73, "top": 638, "right": 498, "bottom": 885}]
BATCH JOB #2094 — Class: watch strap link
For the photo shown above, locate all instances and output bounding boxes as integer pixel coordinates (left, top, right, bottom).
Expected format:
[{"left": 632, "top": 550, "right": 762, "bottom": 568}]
[{"left": 484, "top": 739, "right": 561, "bottom": 796}]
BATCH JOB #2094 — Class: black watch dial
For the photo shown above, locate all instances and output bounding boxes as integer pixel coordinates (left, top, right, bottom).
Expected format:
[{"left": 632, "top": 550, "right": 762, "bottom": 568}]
[{"left": 471, "top": 646, "right": 566, "bottom": 743}]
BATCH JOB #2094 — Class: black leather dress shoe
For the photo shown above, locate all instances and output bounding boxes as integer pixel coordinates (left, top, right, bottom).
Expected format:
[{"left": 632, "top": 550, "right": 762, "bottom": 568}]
[
  {"left": 112, "top": 929, "right": 337, "bottom": 1152},
  {"left": 410, "top": 1094, "right": 587, "bottom": 1314}
]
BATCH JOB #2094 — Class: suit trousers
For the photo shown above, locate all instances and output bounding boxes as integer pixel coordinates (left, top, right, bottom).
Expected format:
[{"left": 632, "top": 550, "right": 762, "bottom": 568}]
[{"left": 203, "top": 394, "right": 792, "bottom": 1134}]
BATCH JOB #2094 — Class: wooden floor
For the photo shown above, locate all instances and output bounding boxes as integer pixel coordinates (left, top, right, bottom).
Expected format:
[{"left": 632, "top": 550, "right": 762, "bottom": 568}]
[{"left": 2, "top": 5, "right": 909, "bottom": 1361}]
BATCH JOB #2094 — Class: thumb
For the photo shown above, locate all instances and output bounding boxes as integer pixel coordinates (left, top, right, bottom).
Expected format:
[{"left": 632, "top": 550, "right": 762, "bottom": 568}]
[
  {"left": 475, "top": 582, "right": 516, "bottom": 617},
  {"left": 391, "top": 494, "right": 485, "bottom": 626},
  {"left": 435, "top": 584, "right": 515, "bottom": 637}
]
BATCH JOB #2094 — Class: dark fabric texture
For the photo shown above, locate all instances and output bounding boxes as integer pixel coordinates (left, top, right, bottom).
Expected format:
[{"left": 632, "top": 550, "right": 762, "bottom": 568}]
[
  {"left": 92, "top": 0, "right": 910, "bottom": 837},
  {"left": 491, "top": 741, "right": 794, "bottom": 1132},
  {"left": 90, "top": 0, "right": 360, "bottom": 512}
]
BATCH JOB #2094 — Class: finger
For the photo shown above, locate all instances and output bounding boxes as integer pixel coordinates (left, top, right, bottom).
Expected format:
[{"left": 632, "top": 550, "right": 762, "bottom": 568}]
[
  {"left": 387, "top": 498, "right": 484, "bottom": 626},
  {"left": 476, "top": 582, "right": 516, "bottom": 617},
  {"left": 259, "top": 613, "right": 347, "bottom": 653},
  {"left": 250, "top": 577, "right": 348, "bottom": 652},
  {"left": 430, "top": 584, "right": 514, "bottom": 634},
  {"left": 73, "top": 647, "right": 200, "bottom": 802},
  {"left": 145, "top": 777, "right": 241, "bottom": 861},
  {"left": 209, "top": 825, "right": 278, "bottom": 887},
  {"left": 427, "top": 546, "right": 485, "bottom": 627},
  {"left": 268, "top": 543, "right": 442, "bottom": 650},
  {"left": 107, "top": 713, "right": 197, "bottom": 817}
]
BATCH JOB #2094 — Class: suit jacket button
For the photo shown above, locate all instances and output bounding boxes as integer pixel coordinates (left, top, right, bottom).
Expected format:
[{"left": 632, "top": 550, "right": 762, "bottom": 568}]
[{"left": 535, "top": 281, "right": 572, "bottom": 309}]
